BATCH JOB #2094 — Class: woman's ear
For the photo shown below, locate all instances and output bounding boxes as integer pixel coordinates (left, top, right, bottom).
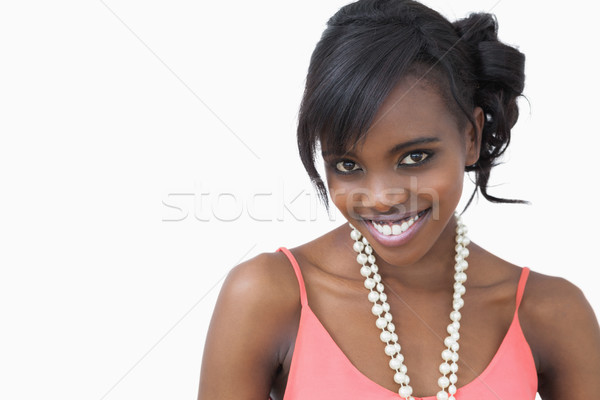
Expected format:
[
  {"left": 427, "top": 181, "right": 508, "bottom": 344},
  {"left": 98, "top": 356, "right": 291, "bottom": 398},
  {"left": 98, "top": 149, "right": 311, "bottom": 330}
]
[{"left": 465, "top": 107, "right": 484, "bottom": 166}]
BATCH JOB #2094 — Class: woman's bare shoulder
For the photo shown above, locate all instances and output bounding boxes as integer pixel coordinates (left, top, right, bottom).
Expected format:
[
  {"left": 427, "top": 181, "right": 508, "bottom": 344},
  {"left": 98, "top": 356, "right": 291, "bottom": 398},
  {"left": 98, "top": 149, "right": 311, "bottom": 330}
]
[
  {"left": 221, "top": 250, "right": 302, "bottom": 313},
  {"left": 198, "top": 250, "right": 302, "bottom": 399},
  {"left": 520, "top": 269, "right": 595, "bottom": 321},
  {"left": 519, "top": 269, "right": 600, "bottom": 396}
]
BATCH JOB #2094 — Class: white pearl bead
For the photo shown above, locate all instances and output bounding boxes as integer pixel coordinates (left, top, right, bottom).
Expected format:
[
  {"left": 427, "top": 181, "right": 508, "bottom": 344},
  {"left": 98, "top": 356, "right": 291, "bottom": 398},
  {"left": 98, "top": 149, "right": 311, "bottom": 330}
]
[
  {"left": 384, "top": 313, "right": 393, "bottom": 322},
  {"left": 389, "top": 357, "right": 402, "bottom": 370},
  {"left": 387, "top": 322, "right": 396, "bottom": 332},
  {"left": 451, "top": 331, "right": 460, "bottom": 341},
  {"left": 452, "top": 321, "right": 460, "bottom": 331},
  {"left": 438, "top": 376, "right": 450, "bottom": 388},
  {"left": 362, "top": 237, "right": 369, "bottom": 245},
  {"left": 454, "top": 244, "right": 463, "bottom": 252},
  {"left": 376, "top": 283, "right": 384, "bottom": 292},
  {"left": 448, "top": 384, "right": 457, "bottom": 395},
  {"left": 391, "top": 333, "right": 399, "bottom": 342},
  {"left": 444, "top": 336, "right": 455, "bottom": 347},
  {"left": 399, "top": 385, "right": 413, "bottom": 397},
  {"left": 450, "top": 311, "right": 461, "bottom": 321},
  {"left": 400, "top": 364, "right": 408, "bottom": 373},
  {"left": 460, "top": 247, "right": 469, "bottom": 258},
  {"left": 368, "top": 291, "right": 379, "bottom": 302},
  {"left": 365, "top": 245, "right": 373, "bottom": 254},
  {"left": 461, "top": 237, "right": 470, "bottom": 246},
  {"left": 439, "top": 362, "right": 451, "bottom": 375},
  {"left": 442, "top": 349, "right": 453, "bottom": 361},
  {"left": 376, "top": 317, "right": 388, "bottom": 329},
  {"left": 450, "top": 363, "right": 458, "bottom": 373},
  {"left": 453, "top": 292, "right": 462, "bottom": 300},
  {"left": 453, "top": 298, "right": 464, "bottom": 310},
  {"left": 385, "top": 344, "right": 397, "bottom": 356},
  {"left": 453, "top": 282, "right": 463, "bottom": 291},
  {"left": 379, "top": 292, "right": 387, "bottom": 302},
  {"left": 382, "top": 302, "right": 390, "bottom": 312},
  {"left": 394, "top": 343, "right": 401, "bottom": 352},
  {"left": 451, "top": 342, "right": 459, "bottom": 352},
  {"left": 394, "top": 372, "right": 406, "bottom": 384},
  {"left": 371, "top": 264, "right": 379, "bottom": 273},
  {"left": 350, "top": 230, "right": 361, "bottom": 240},
  {"left": 372, "top": 304, "right": 383, "bottom": 315},
  {"left": 447, "top": 324, "right": 457, "bottom": 334},
  {"left": 360, "top": 266, "right": 372, "bottom": 277},
  {"left": 454, "top": 272, "right": 467, "bottom": 283},
  {"left": 357, "top": 253, "right": 368, "bottom": 265},
  {"left": 364, "top": 278, "right": 376, "bottom": 290},
  {"left": 353, "top": 241, "right": 365, "bottom": 252},
  {"left": 373, "top": 273, "right": 382, "bottom": 283},
  {"left": 451, "top": 352, "right": 459, "bottom": 362},
  {"left": 458, "top": 260, "right": 468, "bottom": 271},
  {"left": 449, "top": 372, "right": 457, "bottom": 383},
  {"left": 380, "top": 331, "right": 392, "bottom": 342},
  {"left": 436, "top": 390, "right": 449, "bottom": 400},
  {"left": 367, "top": 254, "right": 376, "bottom": 264}
]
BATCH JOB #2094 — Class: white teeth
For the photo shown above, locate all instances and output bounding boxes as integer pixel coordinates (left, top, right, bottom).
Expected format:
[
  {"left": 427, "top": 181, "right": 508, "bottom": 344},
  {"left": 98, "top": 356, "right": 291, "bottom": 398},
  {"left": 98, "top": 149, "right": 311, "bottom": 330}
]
[
  {"left": 382, "top": 225, "right": 392, "bottom": 235},
  {"left": 372, "top": 211, "right": 424, "bottom": 236}
]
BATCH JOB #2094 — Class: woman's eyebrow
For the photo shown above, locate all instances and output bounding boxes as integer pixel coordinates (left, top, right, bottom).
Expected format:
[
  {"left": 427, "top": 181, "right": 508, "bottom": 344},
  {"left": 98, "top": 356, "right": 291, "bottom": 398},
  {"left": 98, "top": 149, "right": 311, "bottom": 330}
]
[
  {"left": 387, "top": 137, "right": 441, "bottom": 155},
  {"left": 321, "top": 137, "right": 441, "bottom": 158}
]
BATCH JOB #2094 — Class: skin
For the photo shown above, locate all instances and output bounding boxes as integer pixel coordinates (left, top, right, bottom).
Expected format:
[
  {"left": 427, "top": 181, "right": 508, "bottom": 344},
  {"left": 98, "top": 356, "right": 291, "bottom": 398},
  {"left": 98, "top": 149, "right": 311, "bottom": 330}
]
[{"left": 198, "top": 76, "right": 600, "bottom": 399}]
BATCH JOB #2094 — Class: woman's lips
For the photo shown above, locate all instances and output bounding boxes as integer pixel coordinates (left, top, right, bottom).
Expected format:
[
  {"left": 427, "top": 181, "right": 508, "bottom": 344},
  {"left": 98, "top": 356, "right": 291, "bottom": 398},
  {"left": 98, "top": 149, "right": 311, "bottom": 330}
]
[{"left": 361, "top": 208, "right": 431, "bottom": 247}]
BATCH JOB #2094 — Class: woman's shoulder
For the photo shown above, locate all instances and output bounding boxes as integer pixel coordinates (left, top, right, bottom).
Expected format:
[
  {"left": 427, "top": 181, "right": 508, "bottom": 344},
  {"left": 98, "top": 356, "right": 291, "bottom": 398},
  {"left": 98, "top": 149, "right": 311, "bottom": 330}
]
[
  {"left": 520, "top": 268, "right": 593, "bottom": 321},
  {"left": 200, "top": 251, "right": 305, "bottom": 399},
  {"left": 518, "top": 268, "right": 600, "bottom": 381},
  {"left": 222, "top": 249, "right": 302, "bottom": 312}
]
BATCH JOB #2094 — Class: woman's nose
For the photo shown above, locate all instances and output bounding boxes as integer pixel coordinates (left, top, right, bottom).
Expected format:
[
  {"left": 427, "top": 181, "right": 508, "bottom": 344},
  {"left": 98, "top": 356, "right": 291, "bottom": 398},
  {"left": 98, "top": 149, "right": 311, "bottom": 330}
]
[{"left": 353, "top": 176, "right": 412, "bottom": 213}]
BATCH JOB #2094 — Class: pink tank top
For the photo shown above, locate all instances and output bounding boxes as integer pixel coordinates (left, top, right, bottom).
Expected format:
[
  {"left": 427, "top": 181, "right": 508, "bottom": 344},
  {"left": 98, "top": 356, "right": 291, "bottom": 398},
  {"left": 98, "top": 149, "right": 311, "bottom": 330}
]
[{"left": 276, "top": 247, "right": 538, "bottom": 400}]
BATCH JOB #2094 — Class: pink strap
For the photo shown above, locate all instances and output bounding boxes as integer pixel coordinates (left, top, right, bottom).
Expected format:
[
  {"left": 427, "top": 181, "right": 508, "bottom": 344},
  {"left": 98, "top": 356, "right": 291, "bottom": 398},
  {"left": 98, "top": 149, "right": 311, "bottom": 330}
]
[
  {"left": 277, "top": 247, "right": 308, "bottom": 307},
  {"left": 515, "top": 267, "right": 530, "bottom": 310}
]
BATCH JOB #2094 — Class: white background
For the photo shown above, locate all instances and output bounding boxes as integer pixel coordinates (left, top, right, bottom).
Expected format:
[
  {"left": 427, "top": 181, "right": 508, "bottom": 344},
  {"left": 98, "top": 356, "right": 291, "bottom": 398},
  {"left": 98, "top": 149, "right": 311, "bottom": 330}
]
[{"left": 0, "top": 1, "right": 598, "bottom": 399}]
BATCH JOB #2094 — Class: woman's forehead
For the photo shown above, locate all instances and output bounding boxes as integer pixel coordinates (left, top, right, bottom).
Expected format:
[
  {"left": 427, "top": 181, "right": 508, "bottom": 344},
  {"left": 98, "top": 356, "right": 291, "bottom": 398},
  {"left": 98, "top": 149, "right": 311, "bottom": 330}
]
[{"left": 320, "top": 76, "right": 460, "bottom": 155}]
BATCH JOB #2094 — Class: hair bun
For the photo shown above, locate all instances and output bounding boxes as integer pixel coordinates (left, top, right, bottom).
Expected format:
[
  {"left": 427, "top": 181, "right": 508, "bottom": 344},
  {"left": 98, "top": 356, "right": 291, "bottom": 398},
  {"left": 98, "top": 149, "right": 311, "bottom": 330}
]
[{"left": 453, "top": 13, "right": 525, "bottom": 95}]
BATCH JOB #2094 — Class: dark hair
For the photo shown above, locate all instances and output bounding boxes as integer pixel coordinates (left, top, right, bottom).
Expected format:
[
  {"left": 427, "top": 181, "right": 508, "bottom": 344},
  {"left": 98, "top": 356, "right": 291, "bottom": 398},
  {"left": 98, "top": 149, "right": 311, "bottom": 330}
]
[{"left": 297, "top": 0, "right": 527, "bottom": 212}]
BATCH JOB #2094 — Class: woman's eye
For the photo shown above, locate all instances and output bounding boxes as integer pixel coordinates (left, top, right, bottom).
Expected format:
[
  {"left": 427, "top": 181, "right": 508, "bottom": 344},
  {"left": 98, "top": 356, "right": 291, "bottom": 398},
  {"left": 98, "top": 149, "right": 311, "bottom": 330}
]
[
  {"left": 335, "top": 160, "right": 360, "bottom": 173},
  {"left": 400, "top": 151, "right": 430, "bottom": 165}
]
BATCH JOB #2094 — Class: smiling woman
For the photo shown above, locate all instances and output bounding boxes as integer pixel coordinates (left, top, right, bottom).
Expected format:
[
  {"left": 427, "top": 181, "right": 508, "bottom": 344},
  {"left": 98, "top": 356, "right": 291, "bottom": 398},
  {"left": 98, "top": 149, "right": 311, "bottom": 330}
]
[
  {"left": 321, "top": 77, "right": 479, "bottom": 259},
  {"left": 197, "top": 1, "right": 600, "bottom": 399}
]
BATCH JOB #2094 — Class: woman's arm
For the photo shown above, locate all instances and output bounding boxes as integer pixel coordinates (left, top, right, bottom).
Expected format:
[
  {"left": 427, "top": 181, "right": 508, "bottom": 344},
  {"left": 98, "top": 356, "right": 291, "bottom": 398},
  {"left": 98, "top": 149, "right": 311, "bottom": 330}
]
[
  {"left": 198, "top": 252, "right": 301, "bottom": 400},
  {"left": 522, "top": 272, "right": 600, "bottom": 399}
]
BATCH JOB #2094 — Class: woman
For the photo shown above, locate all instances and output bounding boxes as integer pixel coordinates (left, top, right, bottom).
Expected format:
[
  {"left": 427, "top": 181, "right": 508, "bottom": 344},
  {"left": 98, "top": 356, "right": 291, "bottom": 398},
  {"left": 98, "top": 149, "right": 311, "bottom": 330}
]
[{"left": 198, "top": 0, "right": 600, "bottom": 398}]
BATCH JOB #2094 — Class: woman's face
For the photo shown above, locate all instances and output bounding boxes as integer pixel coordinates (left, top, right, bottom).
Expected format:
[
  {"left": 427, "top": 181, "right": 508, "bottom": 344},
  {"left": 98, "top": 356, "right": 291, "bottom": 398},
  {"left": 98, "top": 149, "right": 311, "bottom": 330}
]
[{"left": 322, "top": 76, "right": 482, "bottom": 267}]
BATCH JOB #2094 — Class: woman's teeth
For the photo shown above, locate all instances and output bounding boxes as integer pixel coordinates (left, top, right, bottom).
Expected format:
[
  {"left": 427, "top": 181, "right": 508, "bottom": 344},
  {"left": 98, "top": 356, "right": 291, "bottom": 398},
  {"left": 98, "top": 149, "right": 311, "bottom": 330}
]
[{"left": 371, "top": 213, "right": 420, "bottom": 236}]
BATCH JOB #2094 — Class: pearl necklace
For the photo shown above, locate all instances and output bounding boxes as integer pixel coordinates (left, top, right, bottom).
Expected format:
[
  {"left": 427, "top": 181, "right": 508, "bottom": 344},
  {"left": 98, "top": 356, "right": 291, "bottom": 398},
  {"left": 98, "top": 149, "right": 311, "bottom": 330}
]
[{"left": 350, "top": 213, "right": 470, "bottom": 400}]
